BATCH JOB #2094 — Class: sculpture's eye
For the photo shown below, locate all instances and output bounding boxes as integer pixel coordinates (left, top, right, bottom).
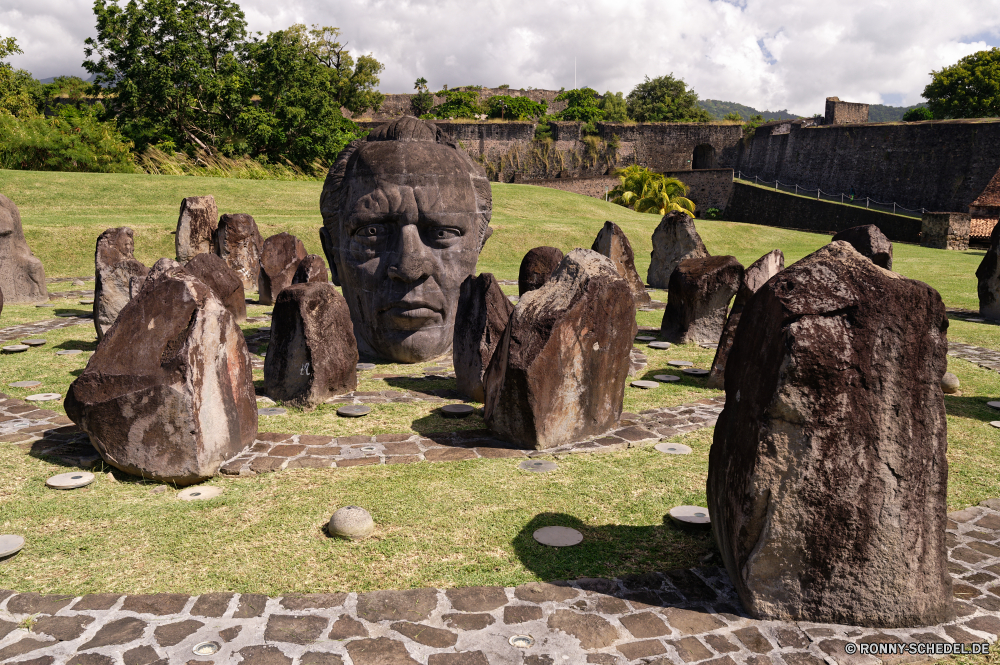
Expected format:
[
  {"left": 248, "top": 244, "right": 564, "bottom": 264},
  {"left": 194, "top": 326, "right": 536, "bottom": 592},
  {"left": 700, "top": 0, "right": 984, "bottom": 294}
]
[
  {"left": 353, "top": 224, "right": 387, "bottom": 242},
  {"left": 430, "top": 227, "right": 461, "bottom": 241}
]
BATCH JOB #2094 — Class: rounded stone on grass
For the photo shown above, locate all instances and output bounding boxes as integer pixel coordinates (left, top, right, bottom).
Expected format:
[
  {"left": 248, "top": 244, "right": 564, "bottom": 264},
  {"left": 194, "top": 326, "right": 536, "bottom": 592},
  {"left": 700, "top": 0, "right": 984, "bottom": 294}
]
[
  {"left": 26, "top": 393, "right": 60, "bottom": 401},
  {"left": 22, "top": 339, "right": 46, "bottom": 347},
  {"left": 2, "top": 345, "right": 29, "bottom": 353},
  {"left": 9, "top": 381, "right": 40, "bottom": 388},
  {"left": 441, "top": 404, "right": 475, "bottom": 418},
  {"left": 654, "top": 374, "right": 681, "bottom": 382},
  {"left": 519, "top": 459, "right": 557, "bottom": 473},
  {"left": 631, "top": 380, "right": 659, "bottom": 389},
  {"left": 0, "top": 534, "right": 25, "bottom": 559},
  {"left": 941, "top": 372, "right": 960, "bottom": 394},
  {"left": 177, "top": 486, "right": 223, "bottom": 501},
  {"left": 533, "top": 526, "right": 583, "bottom": 547},
  {"left": 667, "top": 360, "right": 693, "bottom": 367},
  {"left": 648, "top": 341, "right": 671, "bottom": 350},
  {"left": 329, "top": 506, "right": 374, "bottom": 540},
  {"left": 668, "top": 505, "right": 711, "bottom": 526},
  {"left": 46, "top": 471, "right": 95, "bottom": 490},
  {"left": 655, "top": 442, "right": 693, "bottom": 455},
  {"left": 337, "top": 405, "right": 370, "bottom": 418},
  {"left": 258, "top": 407, "right": 287, "bottom": 416}
]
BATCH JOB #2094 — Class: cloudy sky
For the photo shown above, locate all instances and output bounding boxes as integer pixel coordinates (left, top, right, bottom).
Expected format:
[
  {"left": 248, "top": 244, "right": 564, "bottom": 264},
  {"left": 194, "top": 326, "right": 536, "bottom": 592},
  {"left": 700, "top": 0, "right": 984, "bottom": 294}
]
[{"left": 3, "top": 0, "right": 999, "bottom": 116}]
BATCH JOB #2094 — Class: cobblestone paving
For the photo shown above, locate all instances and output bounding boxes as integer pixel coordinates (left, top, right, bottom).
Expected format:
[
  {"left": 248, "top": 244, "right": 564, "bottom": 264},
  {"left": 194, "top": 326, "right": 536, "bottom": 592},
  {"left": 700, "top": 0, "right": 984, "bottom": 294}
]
[
  {"left": 947, "top": 341, "right": 1000, "bottom": 373},
  {"left": 2, "top": 503, "right": 1000, "bottom": 665}
]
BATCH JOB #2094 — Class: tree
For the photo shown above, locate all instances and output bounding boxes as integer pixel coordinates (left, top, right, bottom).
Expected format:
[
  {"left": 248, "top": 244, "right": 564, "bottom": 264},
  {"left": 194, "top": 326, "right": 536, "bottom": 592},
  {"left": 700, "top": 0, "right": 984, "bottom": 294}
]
[
  {"left": 608, "top": 165, "right": 695, "bottom": 217},
  {"left": 598, "top": 91, "right": 628, "bottom": 122},
  {"left": 486, "top": 95, "right": 546, "bottom": 120},
  {"left": 923, "top": 48, "right": 1000, "bottom": 119},
  {"left": 626, "top": 74, "right": 712, "bottom": 123},
  {"left": 427, "top": 88, "right": 484, "bottom": 119},
  {"left": 902, "top": 106, "right": 934, "bottom": 121},
  {"left": 723, "top": 112, "right": 742, "bottom": 122},
  {"left": 411, "top": 77, "right": 433, "bottom": 116},
  {"left": 0, "top": 35, "right": 41, "bottom": 117},
  {"left": 555, "top": 87, "right": 604, "bottom": 123}
]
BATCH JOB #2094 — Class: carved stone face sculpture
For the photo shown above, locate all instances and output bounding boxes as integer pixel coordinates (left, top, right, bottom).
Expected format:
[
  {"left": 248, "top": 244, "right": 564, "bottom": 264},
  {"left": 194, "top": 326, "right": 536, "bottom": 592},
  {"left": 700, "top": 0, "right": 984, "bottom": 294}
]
[{"left": 320, "top": 117, "right": 492, "bottom": 363}]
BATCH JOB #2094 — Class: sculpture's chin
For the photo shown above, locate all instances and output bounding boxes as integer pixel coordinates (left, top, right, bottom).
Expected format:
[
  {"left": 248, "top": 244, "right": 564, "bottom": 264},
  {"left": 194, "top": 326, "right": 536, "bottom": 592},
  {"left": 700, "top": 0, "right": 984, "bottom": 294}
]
[{"left": 360, "top": 326, "right": 453, "bottom": 364}]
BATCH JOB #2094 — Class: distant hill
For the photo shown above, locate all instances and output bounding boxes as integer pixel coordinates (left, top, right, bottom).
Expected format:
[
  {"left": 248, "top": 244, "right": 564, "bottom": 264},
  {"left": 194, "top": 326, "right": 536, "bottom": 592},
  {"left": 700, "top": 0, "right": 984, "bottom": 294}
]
[
  {"left": 698, "top": 99, "right": 802, "bottom": 122},
  {"left": 867, "top": 102, "right": 927, "bottom": 122}
]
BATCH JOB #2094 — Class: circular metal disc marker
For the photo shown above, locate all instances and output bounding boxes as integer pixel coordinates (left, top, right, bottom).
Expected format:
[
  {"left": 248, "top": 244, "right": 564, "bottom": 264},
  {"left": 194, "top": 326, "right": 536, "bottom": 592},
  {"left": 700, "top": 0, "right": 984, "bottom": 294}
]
[
  {"left": 56, "top": 349, "right": 84, "bottom": 356},
  {"left": 669, "top": 505, "right": 711, "bottom": 525},
  {"left": 258, "top": 407, "right": 286, "bottom": 416},
  {"left": 635, "top": 335, "right": 657, "bottom": 342},
  {"left": 991, "top": 421, "right": 1000, "bottom": 429},
  {"left": 654, "top": 374, "right": 681, "bottom": 382},
  {"left": 3, "top": 345, "right": 29, "bottom": 353},
  {"left": 519, "top": 459, "right": 557, "bottom": 473},
  {"left": 533, "top": 526, "right": 583, "bottom": 547},
  {"left": 338, "top": 405, "right": 370, "bottom": 418},
  {"left": 22, "top": 339, "right": 46, "bottom": 347},
  {"left": 967, "top": 318, "right": 985, "bottom": 323},
  {"left": 46, "top": 471, "right": 96, "bottom": 489},
  {"left": 26, "top": 393, "right": 61, "bottom": 401},
  {"left": 682, "top": 368, "right": 710, "bottom": 376},
  {"left": 631, "top": 380, "right": 659, "bottom": 389},
  {"left": 441, "top": 404, "right": 475, "bottom": 417},
  {"left": 193, "top": 642, "right": 221, "bottom": 656},
  {"left": 509, "top": 635, "right": 536, "bottom": 647},
  {"left": 0, "top": 535, "right": 25, "bottom": 558},
  {"left": 655, "top": 442, "right": 693, "bottom": 455},
  {"left": 178, "top": 486, "right": 223, "bottom": 501},
  {"left": 988, "top": 402, "right": 1000, "bottom": 411},
  {"left": 36, "top": 303, "right": 55, "bottom": 308},
  {"left": 356, "top": 363, "right": 376, "bottom": 371},
  {"left": 667, "top": 360, "right": 693, "bottom": 367},
  {"left": 648, "top": 341, "right": 671, "bottom": 349},
  {"left": 9, "top": 381, "right": 41, "bottom": 388}
]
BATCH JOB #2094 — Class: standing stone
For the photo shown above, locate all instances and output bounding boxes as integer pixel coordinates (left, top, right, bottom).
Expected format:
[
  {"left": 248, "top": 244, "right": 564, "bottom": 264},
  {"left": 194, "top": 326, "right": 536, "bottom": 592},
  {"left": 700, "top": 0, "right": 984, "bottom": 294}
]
[
  {"left": 661, "top": 256, "right": 743, "bottom": 344},
  {"left": 832, "top": 225, "right": 893, "bottom": 270},
  {"left": 454, "top": 273, "right": 515, "bottom": 402},
  {"left": 484, "top": 249, "right": 636, "bottom": 449},
  {"left": 94, "top": 227, "right": 149, "bottom": 341},
  {"left": 707, "top": 250, "right": 783, "bottom": 388},
  {"left": 591, "top": 221, "right": 651, "bottom": 305},
  {"left": 707, "top": 241, "right": 952, "bottom": 627},
  {"left": 647, "top": 211, "right": 709, "bottom": 289},
  {"left": 977, "top": 222, "right": 1000, "bottom": 320},
  {"left": 65, "top": 266, "right": 257, "bottom": 486},
  {"left": 292, "top": 255, "right": 329, "bottom": 285},
  {"left": 213, "top": 213, "right": 262, "bottom": 290},
  {"left": 0, "top": 194, "right": 47, "bottom": 303},
  {"left": 183, "top": 252, "right": 247, "bottom": 323},
  {"left": 518, "top": 247, "right": 564, "bottom": 296},
  {"left": 259, "top": 232, "right": 307, "bottom": 306},
  {"left": 264, "top": 283, "right": 358, "bottom": 407},
  {"left": 175, "top": 196, "right": 218, "bottom": 262}
]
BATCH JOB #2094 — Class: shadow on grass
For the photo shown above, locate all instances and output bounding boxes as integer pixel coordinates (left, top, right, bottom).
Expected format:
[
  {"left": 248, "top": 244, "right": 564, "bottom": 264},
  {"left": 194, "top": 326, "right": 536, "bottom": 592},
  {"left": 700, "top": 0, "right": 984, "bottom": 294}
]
[
  {"left": 945, "top": 395, "right": 1000, "bottom": 422},
  {"left": 512, "top": 511, "right": 720, "bottom": 599}
]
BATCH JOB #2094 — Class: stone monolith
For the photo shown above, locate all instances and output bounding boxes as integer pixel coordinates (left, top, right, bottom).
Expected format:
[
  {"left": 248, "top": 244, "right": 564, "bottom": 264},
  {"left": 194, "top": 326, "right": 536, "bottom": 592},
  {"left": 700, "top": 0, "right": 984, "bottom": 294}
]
[
  {"left": 832, "top": 224, "right": 893, "bottom": 270},
  {"left": 454, "top": 273, "right": 515, "bottom": 402},
  {"left": 518, "top": 246, "right": 564, "bottom": 296},
  {"left": 259, "top": 232, "right": 307, "bottom": 305},
  {"left": 175, "top": 196, "right": 218, "bottom": 262},
  {"left": 977, "top": 222, "right": 1000, "bottom": 321},
  {"left": 0, "top": 194, "right": 47, "bottom": 303},
  {"left": 292, "top": 254, "right": 329, "bottom": 285},
  {"left": 214, "top": 213, "right": 262, "bottom": 290},
  {"left": 591, "top": 221, "right": 651, "bottom": 305},
  {"left": 661, "top": 256, "right": 743, "bottom": 344},
  {"left": 183, "top": 251, "right": 247, "bottom": 322},
  {"left": 647, "top": 211, "right": 708, "bottom": 289},
  {"left": 94, "top": 227, "right": 149, "bottom": 341}
]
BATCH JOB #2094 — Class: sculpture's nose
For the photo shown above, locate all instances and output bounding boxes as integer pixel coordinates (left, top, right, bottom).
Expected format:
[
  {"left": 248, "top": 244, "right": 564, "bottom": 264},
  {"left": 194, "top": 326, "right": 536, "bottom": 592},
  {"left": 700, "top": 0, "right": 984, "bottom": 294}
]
[{"left": 387, "top": 224, "right": 432, "bottom": 283}]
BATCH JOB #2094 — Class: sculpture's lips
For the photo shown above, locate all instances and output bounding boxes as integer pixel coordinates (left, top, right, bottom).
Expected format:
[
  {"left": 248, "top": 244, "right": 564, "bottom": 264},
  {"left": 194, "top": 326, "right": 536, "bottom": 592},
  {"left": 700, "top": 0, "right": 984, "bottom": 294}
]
[{"left": 379, "top": 302, "right": 443, "bottom": 330}]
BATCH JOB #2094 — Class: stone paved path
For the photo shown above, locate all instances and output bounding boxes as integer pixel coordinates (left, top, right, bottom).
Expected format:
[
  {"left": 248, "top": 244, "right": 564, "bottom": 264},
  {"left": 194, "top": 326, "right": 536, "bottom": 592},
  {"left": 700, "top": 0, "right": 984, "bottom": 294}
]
[{"left": 0, "top": 315, "right": 92, "bottom": 344}]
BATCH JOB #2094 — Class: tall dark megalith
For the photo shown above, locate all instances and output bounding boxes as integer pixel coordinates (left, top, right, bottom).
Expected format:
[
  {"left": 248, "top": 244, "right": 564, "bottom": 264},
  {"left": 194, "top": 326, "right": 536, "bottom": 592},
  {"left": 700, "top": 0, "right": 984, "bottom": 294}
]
[
  {"left": 592, "top": 221, "right": 651, "bottom": 306},
  {"left": 94, "top": 227, "right": 148, "bottom": 341},
  {"left": 0, "top": 194, "right": 47, "bottom": 303},
  {"left": 708, "top": 241, "right": 952, "bottom": 627},
  {"left": 977, "top": 222, "right": 1000, "bottom": 321},
  {"left": 646, "top": 210, "right": 708, "bottom": 289},
  {"left": 453, "top": 273, "right": 515, "bottom": 402}
]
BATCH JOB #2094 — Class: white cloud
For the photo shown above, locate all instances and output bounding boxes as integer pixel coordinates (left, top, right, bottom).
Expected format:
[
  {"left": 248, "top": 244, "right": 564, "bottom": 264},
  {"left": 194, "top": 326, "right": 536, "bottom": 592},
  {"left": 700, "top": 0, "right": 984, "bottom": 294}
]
[{"left": 2, "top": 0, "right": 998, "bottom": 114}]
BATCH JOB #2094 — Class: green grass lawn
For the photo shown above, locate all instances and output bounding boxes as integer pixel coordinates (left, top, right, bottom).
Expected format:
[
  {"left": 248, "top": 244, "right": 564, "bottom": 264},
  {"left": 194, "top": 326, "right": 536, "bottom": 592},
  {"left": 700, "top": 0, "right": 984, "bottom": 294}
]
[{"left": 0, "top": 169, "right": 997, "bottom": 598}]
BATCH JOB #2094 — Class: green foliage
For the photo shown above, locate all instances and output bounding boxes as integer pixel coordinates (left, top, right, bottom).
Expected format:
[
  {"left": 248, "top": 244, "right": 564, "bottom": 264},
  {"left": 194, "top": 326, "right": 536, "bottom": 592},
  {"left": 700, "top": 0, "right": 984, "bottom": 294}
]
[
  {"left": 0, "top": 35, "right": 41, "bottom": 118},
  {"left": 903, "top": 106, "right": 934, "bottom": 122},
  {"left": 581, "top": 121, "right": 599, "bottom": 137},
  {"left": 924, "top": 48, "right": 1000, "bottom": 119},
  {"left": 868, "top": 103, "right": 928, "bottom": 122},
  {"left": 486, "top": 95, "right": 547, "bottom": 120},
  {"left": 427, "top": 89, "right": 484, "bottom": 119},
  {"left": 0, "top": 104, "right": 137, "bottom": 173},
  {"left": 627, "top": 75, "right": 712, "bottom": 123},
  {"left": 597, "top": 91, "right": 628, "bottom": 122},
  {"left": 283, "top": 24, "right": 383, "bottom": 116},
  {"left": 555, "top": 87, "right": 604, "bottom": 123},
  {"left": 498, "top": 84, "right": 509, "bottom": 90},
  {"left": 411, "top": 77, "right": 433, "bottom": 116},
  {"left": 608, "top": 165, "right": 695, "bottom": 216},
  {"left": 533, "top": 120, "right": 552, "bottom": 141},
  {"left": 703, "top": 207, "right": 722, "bottom": 220},
  {"left": 698, "top": 99, "right": 797, "bottom": 121},
  {"left": 742, "top": 114, "right": 766, "bottom": 141},
  {"left": 722, "top": 112, "right": 742, "bottom": 122}
]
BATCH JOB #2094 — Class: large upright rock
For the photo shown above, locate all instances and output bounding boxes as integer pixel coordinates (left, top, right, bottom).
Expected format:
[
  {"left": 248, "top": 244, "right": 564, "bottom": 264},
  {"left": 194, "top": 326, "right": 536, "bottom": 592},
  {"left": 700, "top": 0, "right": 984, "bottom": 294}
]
[
  {"left": 213, "top": 213, "right": 262, "bottom": 290},
  {"left": 647, "top": 211, "right": 709, "bottom": 289},
  {"left": 175, "top": 196, "right": 218, "bottom": 262},
  {"left": 832, "top": 224, "right": 893, "bottom": 270},
  {"left": 259, "top": 232, "right": 307, "bottom": 305},
  {"left": 484, "top": 249, "right": 636, "bottom": 449},
  {"left": 94, "top": 227, "right": 149, "bottom": 341},
  {"left": 707, "top": 250, "right": 783, "bottom": 388},
  {"left": 292, "top": 254, "right": 329, "bottom": 285},
  {"left": 183, "top": 252, "right": 247, "bottom": 322},
  {"left": 65, "top": 266, "right": 257, "bottom": 486},
  {"left": 454, "top": 273, "right": 515, "bottom": 402},
  {"left": 707, "top": 241, "right": 952, "bottom": 627},
  {"left": 977, "top": 222, "right": 1000, "bottom": 320},
  {"left": 0, "top": 194, "right": 47, "bottom": 303},
  {"left": 591, "top": 221, "right": 651, "bottom": 305},
  {"left": 518, "top": 246, "right": 564, "bottom": 296},
  {"left": 660, "top": 256, "right": 743, "bottom": 344},
  {"left": 264, "top": 283, "right": 358, "bottom": 407}
]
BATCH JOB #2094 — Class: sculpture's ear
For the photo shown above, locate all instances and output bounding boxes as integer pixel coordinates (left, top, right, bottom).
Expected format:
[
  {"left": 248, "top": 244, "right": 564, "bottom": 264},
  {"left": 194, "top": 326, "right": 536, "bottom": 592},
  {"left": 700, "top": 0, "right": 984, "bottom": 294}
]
[
  {"left": 319, "top": 226, "right": 341, "bottom": 286},
  {"left": 481, "top": 225, "right": 494, "bottom": 250}
]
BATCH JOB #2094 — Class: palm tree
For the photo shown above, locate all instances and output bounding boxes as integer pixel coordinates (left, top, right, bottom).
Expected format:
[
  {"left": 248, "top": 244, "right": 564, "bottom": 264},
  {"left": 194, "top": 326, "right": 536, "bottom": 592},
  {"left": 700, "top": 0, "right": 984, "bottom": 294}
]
[{"left": 608, "top": 166, "right": 695, "bottom": 217}]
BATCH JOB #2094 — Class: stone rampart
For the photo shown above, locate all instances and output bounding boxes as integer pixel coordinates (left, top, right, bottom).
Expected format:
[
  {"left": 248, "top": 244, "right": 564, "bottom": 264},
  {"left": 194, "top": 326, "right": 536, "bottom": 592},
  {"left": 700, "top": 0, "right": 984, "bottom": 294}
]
[{"left": 725, "top": 182, "right": 923, "bottom": 242}]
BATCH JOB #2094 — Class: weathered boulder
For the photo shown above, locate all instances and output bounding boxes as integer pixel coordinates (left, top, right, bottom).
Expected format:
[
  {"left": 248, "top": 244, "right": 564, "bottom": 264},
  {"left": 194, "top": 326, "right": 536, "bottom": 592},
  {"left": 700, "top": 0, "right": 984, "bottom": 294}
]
[
  {"left": 707, "top": 241, "right": 952, "bottom": 627},
  {"left": 707, "top": 249, "right": 783, "bottom": 388},
  {"left": 647, "top": 211, "right": 709, "bottom": 289},
  {"left": 94, "top": 227, "right": 149, "bottom": 341},
  {"left": 213, "top": 213, "right": 262, "bottom": 290},
  {"left": 454, "top": 273, "right": 515, "bottom": 402},
  {"left": 292, "top": 254, "right": 329, "bottom": 285},
  {"left": 183, "top": 252, "right": 247, "bottom": 322},
  {"left": 484, "top": 249, "right": 636, "bottom": 449},
  {"left": 259, "top": 232, "right": 307, "bottom": 305},
  {"left": 977, "top": 222, "right": 1000, "bottom": 320},
  {"left": 518, "top": 246, "right": 564, "bottom": 296},
  {"left": 65, "top": 266, "right": 257, "bottom": 486},
  {"left": 591, "top": 221, "right": 651, "bottom": 305},
  {"left": 0, "top": 194, "right": 47, "bottom": 303},
  {"left": 832, "top": 224, "right": 893, "bottom": 270},
  {"left": 264, "top": 283, "right": 358, "bottom": 407},
  {"left": 175, "top": 196, "right": 218, "bottom": 262},
  {"left": 660, "top": 256, "right": 743, "bottom": 344}
]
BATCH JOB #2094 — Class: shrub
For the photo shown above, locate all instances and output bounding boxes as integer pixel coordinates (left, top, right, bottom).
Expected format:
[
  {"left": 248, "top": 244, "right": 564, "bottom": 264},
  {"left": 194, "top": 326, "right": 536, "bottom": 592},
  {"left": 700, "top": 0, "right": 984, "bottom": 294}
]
[
  {"left": 903, "top": 107, "right": 934, "bottom": 121},
  {"left": 704, "top": 207, "right": 722, "bottom": 220},
  {"left": 487, "top": 95, "right": 547, "bottom": 120}
]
